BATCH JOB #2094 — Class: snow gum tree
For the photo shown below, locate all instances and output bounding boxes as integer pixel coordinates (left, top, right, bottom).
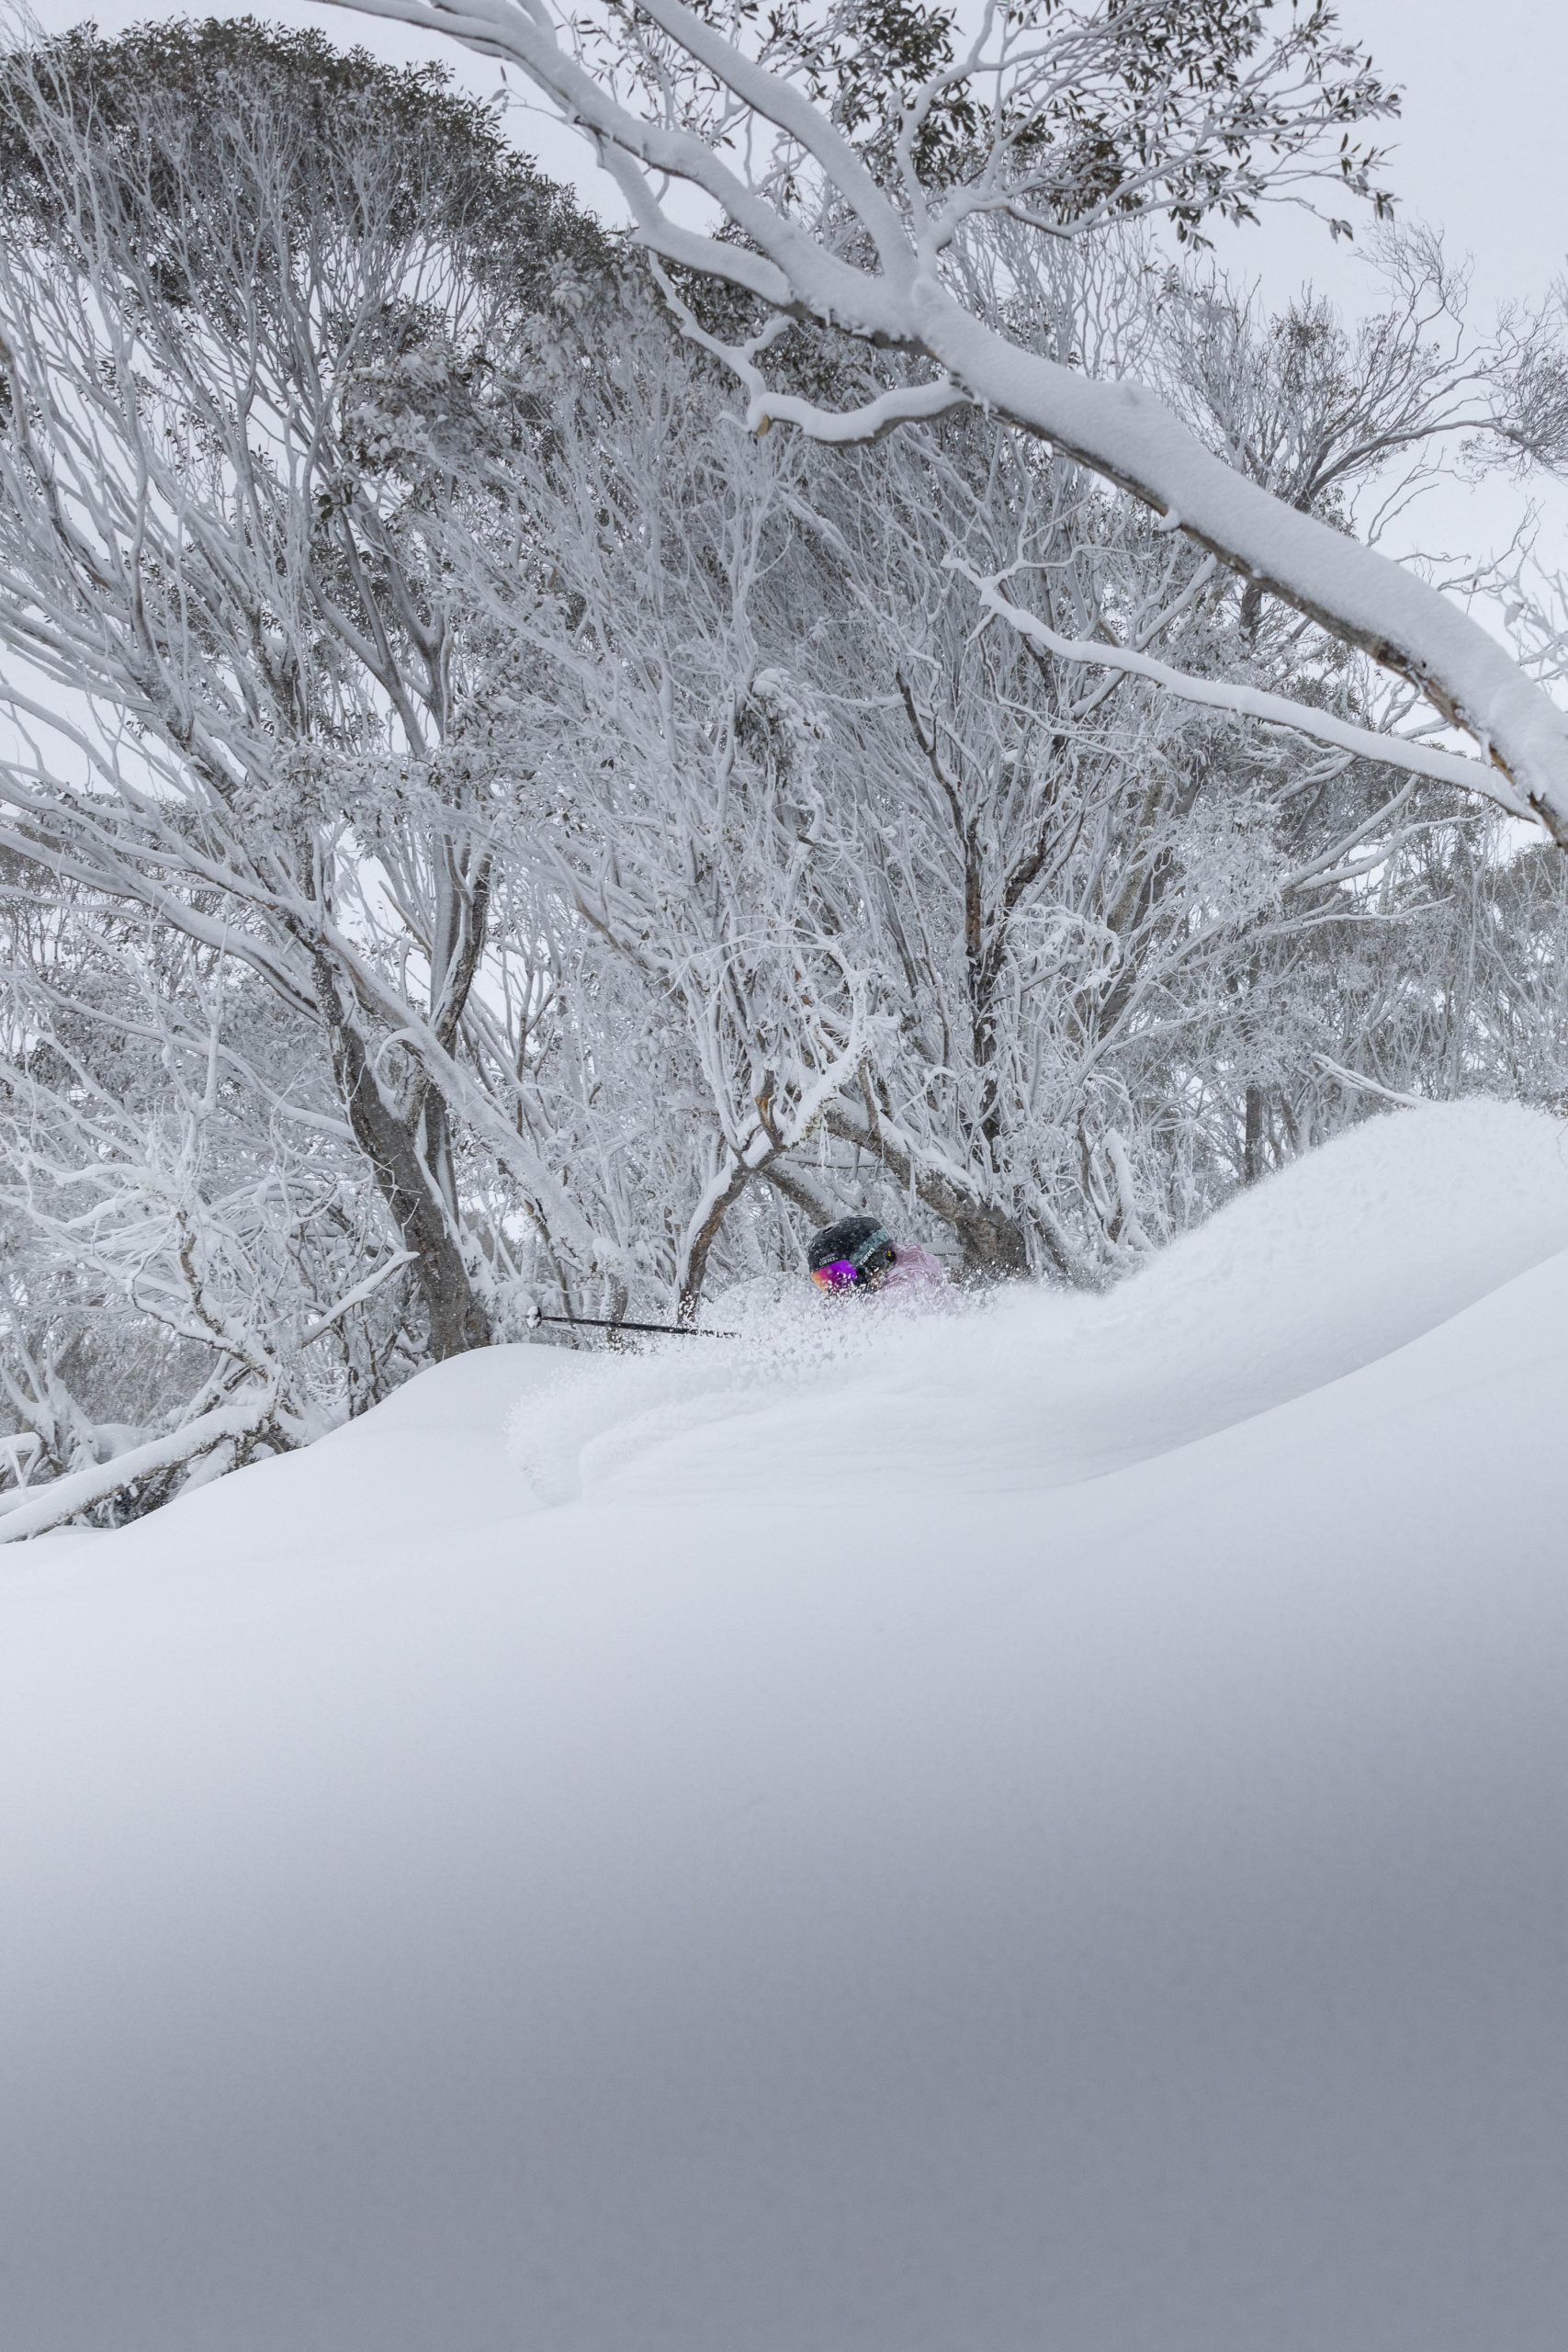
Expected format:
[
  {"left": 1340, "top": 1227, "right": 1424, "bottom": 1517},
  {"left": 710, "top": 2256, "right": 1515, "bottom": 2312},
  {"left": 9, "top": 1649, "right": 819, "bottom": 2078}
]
[
  {"left": 0, "top": 21, "right": 612, "bottom": 1374},
  {"left": 431, "top": 219, "right": 1560, "bottom": 1286},
  {"left": 323, "top": 0, "right": 1568, "bottom": 842},
  {"left": 0, "top": 870, "right": 407, "bottom": 1535}
]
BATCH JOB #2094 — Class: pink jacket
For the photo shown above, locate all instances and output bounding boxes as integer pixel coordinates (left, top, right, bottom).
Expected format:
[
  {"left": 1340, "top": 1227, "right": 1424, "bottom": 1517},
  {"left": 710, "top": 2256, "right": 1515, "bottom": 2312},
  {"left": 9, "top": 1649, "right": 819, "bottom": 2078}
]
[{"left": 882, "top": 1242, "right": 948, "bottom": 1297}]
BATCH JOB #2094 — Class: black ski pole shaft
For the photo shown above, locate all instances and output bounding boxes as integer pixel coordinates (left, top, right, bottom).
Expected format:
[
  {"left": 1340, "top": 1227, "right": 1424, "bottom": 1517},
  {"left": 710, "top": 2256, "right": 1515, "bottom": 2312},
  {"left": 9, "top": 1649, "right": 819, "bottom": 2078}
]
[{"left": 534, "top": 1312, "right": 737, "bottom": 1340}]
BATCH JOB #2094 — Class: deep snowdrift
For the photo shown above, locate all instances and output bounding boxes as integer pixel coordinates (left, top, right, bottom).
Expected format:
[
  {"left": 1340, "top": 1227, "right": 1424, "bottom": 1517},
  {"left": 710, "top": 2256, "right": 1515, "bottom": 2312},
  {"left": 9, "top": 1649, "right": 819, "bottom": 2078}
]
[
  {"left": 508, "top": 1093, "right": 1568, "bottom": 1506},
  {"left": 3, "top": 1102, "right": 1566, "bottom": 2352}
]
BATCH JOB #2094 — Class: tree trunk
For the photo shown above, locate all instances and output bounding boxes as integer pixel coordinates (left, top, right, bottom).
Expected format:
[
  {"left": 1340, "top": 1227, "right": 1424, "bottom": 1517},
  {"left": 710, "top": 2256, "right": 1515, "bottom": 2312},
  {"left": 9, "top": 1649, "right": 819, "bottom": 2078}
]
[
  {"left": 313, "top": 954, "right": 491, "bottom": 1360},
  {"left": 678, "top": 1158, "right": 753, "bottom": 1323},
  {"left": 1244, "top": 1084, "right": 1267, "bottom": 1186}
]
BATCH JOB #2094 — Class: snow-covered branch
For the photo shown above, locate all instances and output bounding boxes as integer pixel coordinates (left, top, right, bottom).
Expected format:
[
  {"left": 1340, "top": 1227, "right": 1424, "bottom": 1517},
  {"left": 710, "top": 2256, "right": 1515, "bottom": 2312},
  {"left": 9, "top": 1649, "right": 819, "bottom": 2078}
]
[
  {"left": 955, "top": 565, "right": 1529, "bottom": 813},
  {"left": 321, "top": 0, "right": 1568, "bottom": 842},
  {"left": 0, "top": 1395, "right": 278, "bottom": 1544}
]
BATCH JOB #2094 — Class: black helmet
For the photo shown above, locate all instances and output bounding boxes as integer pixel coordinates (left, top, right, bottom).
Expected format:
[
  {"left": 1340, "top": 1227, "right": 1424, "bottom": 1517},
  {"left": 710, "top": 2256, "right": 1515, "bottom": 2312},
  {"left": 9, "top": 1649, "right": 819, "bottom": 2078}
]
[{"left": 807, "top": 1216, "right": 897, "bottom": 1291}]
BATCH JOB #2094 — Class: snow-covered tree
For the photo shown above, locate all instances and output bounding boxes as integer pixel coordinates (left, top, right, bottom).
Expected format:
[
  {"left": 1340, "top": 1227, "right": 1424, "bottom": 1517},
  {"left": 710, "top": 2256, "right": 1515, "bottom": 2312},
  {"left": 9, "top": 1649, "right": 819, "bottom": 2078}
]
[
  {"left": 323, "top": 0, "right": 1568, "bottom": 840},
  {"left": 0, "top": 22, "right": 613, "bottom": 1361},
  {"left": 6, "top": 15, "right": 1568, "bottom": 1531}
]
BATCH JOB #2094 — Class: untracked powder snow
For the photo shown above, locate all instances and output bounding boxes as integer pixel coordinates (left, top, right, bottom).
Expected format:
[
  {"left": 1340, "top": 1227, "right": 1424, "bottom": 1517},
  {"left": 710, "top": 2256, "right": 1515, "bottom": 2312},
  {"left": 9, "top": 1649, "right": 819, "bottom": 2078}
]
[{"left": 2, "top": 1100, "right": 1565, "bottom": 2351}]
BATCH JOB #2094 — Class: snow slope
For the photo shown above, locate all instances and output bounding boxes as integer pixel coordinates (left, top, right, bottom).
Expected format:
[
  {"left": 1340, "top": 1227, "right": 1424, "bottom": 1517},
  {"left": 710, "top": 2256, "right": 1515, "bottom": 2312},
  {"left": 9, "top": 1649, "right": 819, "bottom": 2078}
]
[
  {"left": 2, "top": 1102, "right": 1566, "bottom": 2351},
  {"left": 508, "top": 1093, "right": 1568, "bottom": 1505}
]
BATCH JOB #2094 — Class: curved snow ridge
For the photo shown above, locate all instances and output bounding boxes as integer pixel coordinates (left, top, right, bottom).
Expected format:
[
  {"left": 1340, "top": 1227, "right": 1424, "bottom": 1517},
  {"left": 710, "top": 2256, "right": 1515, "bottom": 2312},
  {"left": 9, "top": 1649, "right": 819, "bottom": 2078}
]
[{"left": 507, "top": 1100, "right": 1568, "bottom": 1509}]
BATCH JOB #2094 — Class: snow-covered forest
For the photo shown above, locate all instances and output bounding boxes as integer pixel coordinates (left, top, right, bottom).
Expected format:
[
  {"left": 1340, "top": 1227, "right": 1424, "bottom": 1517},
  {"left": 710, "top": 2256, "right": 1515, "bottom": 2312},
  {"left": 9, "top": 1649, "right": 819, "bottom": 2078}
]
[
  {"left": 6, "top": 6, "right": 1568, "bottom": 1526},
  {"left": 5, "top": 4, "right": 1568, "bottom": 2344}
]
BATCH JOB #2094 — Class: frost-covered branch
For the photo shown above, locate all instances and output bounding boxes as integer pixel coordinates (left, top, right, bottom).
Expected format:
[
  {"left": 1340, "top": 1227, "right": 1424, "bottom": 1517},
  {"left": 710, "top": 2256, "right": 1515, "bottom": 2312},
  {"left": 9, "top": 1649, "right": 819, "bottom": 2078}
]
[
  {"left": 955, "top": 565, "right": 1529, "bottom": 813},
  {"left": 322, "top": 0, "right": 1568, "bottom": 841},
  {"left": 0, "top": 1396, "right": 279, "bottom": 1543}
]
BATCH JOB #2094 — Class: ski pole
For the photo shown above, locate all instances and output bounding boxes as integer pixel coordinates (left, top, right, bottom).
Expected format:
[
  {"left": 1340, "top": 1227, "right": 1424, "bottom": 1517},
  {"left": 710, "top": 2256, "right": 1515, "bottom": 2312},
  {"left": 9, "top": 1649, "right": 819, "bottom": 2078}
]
[{"left": 532, "top": 1311, "right": 737, "bottom": 1340}]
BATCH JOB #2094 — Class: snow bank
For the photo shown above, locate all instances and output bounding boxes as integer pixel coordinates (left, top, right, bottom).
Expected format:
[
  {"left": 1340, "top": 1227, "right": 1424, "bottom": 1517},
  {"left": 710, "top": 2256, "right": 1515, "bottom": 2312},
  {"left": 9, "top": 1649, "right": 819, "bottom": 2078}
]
[
  {"left": 508, "top": 1098, "right": 1568, "bottom": 1506},
  {"left": 2, "top": 1098, "right": 1565, "bottom": 2351},
  {"left": 1114, "top": 1093, "right": 1568, "bottom": 1393}
]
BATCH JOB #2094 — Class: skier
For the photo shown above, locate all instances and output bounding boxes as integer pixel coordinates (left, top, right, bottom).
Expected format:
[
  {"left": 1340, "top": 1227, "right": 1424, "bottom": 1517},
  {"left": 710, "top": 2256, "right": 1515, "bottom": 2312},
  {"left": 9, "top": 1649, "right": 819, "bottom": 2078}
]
[{"left": 806, "top": 1216, "right": 948, "bottom": 1299}]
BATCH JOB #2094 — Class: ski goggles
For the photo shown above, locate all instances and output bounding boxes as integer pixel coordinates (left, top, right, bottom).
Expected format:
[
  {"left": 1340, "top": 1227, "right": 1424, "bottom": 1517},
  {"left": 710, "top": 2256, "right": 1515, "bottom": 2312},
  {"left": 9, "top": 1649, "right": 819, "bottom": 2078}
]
[
  {"left": 809, "top": 1227, "right": 895, "bottom": 1290},
  {"left": 810, "top": 1258, "right": 860, "bottom": 1291}
]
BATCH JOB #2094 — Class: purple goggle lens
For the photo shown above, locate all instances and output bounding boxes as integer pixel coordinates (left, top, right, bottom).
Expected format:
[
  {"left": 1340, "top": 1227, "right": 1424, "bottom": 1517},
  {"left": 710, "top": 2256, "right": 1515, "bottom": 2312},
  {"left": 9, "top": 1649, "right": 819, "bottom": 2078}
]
[{"left": 810, "top": 1258, "right": 860, "bottom": 1291}]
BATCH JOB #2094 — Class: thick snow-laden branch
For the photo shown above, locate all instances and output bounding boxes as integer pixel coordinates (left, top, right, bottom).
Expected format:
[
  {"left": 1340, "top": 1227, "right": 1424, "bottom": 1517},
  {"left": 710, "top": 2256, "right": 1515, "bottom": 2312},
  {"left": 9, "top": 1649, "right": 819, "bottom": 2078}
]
[
  {"left": 0, "top": 1394, "right": 277, "bottom": 1544},
  {"left": 902, "top": 304, "right": 1568, "bottom": 831},
  {"left": 753, "top": 377, "right": 968, "bottom": 445},
  {"left": 322, "top": 0, "right": 1568, "bottom": 843},
  {"left": 955, "top": 564, "right": 1531, "bottom": 814}
]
